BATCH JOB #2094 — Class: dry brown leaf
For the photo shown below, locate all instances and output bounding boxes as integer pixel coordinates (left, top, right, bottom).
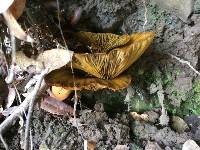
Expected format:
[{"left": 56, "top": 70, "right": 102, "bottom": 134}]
[
  {"left": 72, "top": 32, "right": 155, "bottom": 79},
  {"left": 16, "top": 51, "right": 44, "bottom": 73},
  {"left": 45, "top": 67, "right": 132, "bottom": 91},
  {"left": 37, "top": 49, "right": 73, "bottom": 72},
  {"left": 3, "top": 9, "right": 33, "bottom": 42},
  {"left": 76, "top": 31, "right": 130, "bottom": 53},
  {"left": 9, "top": 0, "right": 26, "bottom": 19},
  {"left": 16, "top": 49, "right": 73, "bottom": 73},
  {"left": 40, "top": 96, "right": 74, "bottom": 116},
  {"left": 51, "top": 86, "right": 72, "bottom": 101}
]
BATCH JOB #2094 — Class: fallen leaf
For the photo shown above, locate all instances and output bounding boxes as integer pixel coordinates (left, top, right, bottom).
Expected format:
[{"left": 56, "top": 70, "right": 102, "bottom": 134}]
[
  {"left": 45, "top": 67, "right": 132, "bottom": 91},
  {"left": 0, "top": 0, "right": 14, "bottom": 13},
  {"left": 3, "top": 9, "right": 33, "bottom": 42},
  {"left": 72, "top": 32, "right": 155, "bottom": 79},
  {"left": 9, "top": 0, "right": 26, "bottom": 19},
  {"left": 40, "top": 96, "right": 74, "bottom": 116},
  {"left": 16, "top": 49, "right": 73, "bottom": 73},
  {"left": 37, "top": 49, "right": 73, "bottom": 72}
]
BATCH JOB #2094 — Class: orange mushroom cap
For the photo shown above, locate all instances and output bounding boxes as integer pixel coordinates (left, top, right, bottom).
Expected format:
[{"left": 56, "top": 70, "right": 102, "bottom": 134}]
[
  {"left": 45, "top": 68, "right": 131, "bottom": 92},
  {"left": 75, "top": 31, "right": 130, "bottom": 53},
  {"left": 72, "top": 32, "right": 155, "bottom": 79}
]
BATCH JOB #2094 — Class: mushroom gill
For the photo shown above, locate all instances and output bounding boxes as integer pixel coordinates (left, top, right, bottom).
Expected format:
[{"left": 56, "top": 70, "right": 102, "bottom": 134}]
[
  {"left": 45, "top": 68, "right": 131, "bottom": 92},
  {"left": 72, "top": 32, "right": 155, "bottom": 79}
]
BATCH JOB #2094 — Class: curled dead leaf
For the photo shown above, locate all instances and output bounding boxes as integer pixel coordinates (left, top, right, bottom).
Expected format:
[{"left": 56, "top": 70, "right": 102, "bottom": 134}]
[
  {"left": 45, "top": 67, "right": 132, "bottom": 92},
  {"left": 9, "top": 0, "right": 26, "bottom": 19},
  {"left": 40, "top": 96, "right": 74, "bottom": 116},
  {"left": 16, "top": 49, "right": 73, "bottom": 73},
  {"left": 3, "top": 10, "right": 33, "bottom": 42},
  {"left": 72, "top": 32, "right": 155, "bottom": 79}
]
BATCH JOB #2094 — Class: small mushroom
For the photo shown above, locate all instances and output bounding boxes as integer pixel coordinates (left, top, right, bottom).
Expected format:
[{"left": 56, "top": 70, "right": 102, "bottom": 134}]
[
  {"left": 72, "top": 32, "right": 155, "bottom": 79},
  {"left": 51, "top": 86, "right": 72, "bottom": 101}
]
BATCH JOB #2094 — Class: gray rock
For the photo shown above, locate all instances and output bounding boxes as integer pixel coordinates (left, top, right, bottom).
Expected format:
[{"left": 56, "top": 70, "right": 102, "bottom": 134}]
[
  {"left": 182, "top": 140, "right": 200, "bottom": 150},
  {"left": 153, "top": 0, "right": 193, "bottom": 22}
]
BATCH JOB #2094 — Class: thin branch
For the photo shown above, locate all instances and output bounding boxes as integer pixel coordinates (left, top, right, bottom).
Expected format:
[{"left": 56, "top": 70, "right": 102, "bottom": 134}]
[
  {"left": 0, "top": 70, "right": 48, "bottom": 150},
  {"left": 56, "top": 0, "right": 67, "bottom": 48},
  {"left": 168, "top": 53, "right": 200, "bottom": 76},
  {"left": 24, "top": 68, "right": 49, "bottom": 150}
]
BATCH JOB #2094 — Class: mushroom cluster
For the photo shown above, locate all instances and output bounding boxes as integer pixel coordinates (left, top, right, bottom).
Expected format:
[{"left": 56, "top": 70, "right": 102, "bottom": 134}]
[{"left": 43, "top": 31, "right": 155, "bottom": 114}]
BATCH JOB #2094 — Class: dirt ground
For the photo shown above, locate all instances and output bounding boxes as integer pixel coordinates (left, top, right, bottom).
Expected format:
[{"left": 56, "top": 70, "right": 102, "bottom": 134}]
[{"left": 1, "top": 0, "right": 200, "bottom": 149}]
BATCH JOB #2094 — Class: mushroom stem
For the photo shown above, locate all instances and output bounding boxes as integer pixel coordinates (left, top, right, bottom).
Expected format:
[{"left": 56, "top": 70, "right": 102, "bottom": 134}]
[{"left": 51, "top": 86, "right": 72, "bottom": 101}]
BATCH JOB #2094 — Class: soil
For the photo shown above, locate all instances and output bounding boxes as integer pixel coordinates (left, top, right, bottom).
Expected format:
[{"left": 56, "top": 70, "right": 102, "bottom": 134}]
[{"left": 1, "top": 0, "right": 200, "bottom": 149}]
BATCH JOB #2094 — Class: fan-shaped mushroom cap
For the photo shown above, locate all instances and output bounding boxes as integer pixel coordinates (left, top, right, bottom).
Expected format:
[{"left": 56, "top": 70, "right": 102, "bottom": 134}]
[
  {"left": 72, "top": 32, "right": 155, "bottom": 79},
  {"left": 45, "top": 68, "right": 131, "bottom": 92},
  {"left": 76, "top": 31, "right": 130, "bottom": 53}
]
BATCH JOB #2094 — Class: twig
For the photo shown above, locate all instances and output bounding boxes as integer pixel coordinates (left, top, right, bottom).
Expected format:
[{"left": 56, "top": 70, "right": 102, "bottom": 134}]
[
  {"left": 24, "top": 68, "right": 49, "bottom": 150},
  {"left": 56, "top": 0, "right": 67, "bottom": 48},
  {"left": 168, "top": 53, "right": 200, "bottom": 76},
  {"left": 0, "top": 70, "right": 48, "bottom": 150}
]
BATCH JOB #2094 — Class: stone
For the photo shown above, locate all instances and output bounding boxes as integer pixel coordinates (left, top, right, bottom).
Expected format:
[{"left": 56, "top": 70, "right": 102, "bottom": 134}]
[
  {"left": 153, "top": 0, "right": 193, "bottom": 22},
  {"left": 182, "top": 140, "right": 200, "bottom": 150}
]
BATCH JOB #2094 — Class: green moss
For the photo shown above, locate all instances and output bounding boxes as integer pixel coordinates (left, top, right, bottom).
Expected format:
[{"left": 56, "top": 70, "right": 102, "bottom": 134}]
[{"left": 180, "top": 79, "right": 200, "bottom": 116}]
